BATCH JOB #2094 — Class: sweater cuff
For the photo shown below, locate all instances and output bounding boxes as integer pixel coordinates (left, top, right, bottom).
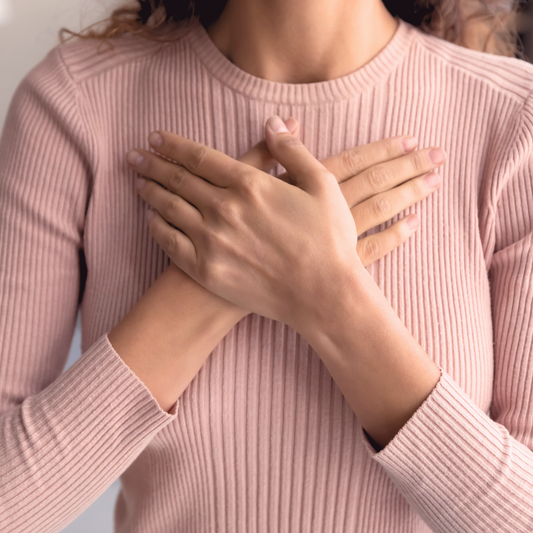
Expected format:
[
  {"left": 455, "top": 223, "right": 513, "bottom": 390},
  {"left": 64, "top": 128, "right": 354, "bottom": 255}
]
[
  {"left": 100, "top": 332, "right": 179, "bottom": 417},
  {"left": 358, "top": 366, "right": 533, "bottom": 531},
  {"left": 360, "top": 365, "right": 446, "bottom": 460},
  {"left": 0, "top": 332, "right": 179, "bottom": 532},
  {"left": 57, "top": 332, "right": 179, "bottom": 424}
]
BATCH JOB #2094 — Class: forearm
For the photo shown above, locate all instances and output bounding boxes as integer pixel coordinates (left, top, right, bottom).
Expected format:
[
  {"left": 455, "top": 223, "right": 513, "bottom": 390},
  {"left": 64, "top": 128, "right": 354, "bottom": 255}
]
[
  {"left": 108, "top": 264, "right": 248, "bottom": 412},
  {"left": 301, "top": 267, "right": 441, "bottom": 450}
]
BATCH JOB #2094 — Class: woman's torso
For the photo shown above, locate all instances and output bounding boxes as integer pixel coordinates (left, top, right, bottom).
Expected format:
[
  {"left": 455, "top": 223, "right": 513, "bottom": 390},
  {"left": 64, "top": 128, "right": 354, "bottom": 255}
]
[{"left": 67, "top": 18, "right": 524, "bottom": 531}]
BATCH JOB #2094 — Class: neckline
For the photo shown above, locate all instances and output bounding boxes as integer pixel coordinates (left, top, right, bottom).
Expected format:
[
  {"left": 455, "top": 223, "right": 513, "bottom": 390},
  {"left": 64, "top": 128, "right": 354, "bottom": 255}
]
[{"left": 184, "top": 16, "right": 416, "bottom": 104}]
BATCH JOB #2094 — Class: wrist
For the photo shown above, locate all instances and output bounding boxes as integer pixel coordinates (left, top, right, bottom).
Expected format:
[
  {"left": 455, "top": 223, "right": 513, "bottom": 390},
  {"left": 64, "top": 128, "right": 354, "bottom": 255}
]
[
  {"left": 162, "top": 262, "right": 249, "bottom": 323},
  {"left": 108, "top": 262, "right": 249, "bottom": 412},
  {"left": 294, "top": 264, "right": 370, "bottom": 347}
]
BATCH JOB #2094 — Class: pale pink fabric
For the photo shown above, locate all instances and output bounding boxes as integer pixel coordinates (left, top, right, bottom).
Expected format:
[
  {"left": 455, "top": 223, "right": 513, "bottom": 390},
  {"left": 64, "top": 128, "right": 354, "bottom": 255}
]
[{"left": 0, "top": 16, "right": 532, "bottom": 532}]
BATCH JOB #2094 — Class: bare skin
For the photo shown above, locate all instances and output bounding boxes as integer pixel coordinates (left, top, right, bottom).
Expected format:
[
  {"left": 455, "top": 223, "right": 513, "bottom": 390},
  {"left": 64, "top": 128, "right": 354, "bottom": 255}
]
[{"left": 206, "top": 0, "right": 399, "bottom": 85}]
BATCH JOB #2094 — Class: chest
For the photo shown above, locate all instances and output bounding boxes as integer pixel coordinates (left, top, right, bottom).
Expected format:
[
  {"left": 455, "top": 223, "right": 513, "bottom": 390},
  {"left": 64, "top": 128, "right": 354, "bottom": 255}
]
[{"left": 80, "top": 95, "right": 495, "bottom": 417}]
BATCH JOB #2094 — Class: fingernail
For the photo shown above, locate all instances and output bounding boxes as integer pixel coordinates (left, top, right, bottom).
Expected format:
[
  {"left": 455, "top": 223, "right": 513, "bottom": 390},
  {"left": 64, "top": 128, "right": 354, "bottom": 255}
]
[
  {"left": 127, "top": 150, "right": 144, "bottom": 166},
  {"left": 285, "top": 117, "right": 298, "bottom": 134},
  {"left": 407, "top": 215, "right": 419, "bottom": 229},
  {"left": 146, "top": 208, "right": 154, "bottom": 223},
  {"left": 267, "top": 115, "right": 289, "bottom": 134},
  {"left": 402, "top": 137, "right": 418, "bottom": 153},
  {"left": 425, "top": 172, "right": 441, "bottom": 188},
  {"left": 149, "top": 132, "right": 163, "bottom": 147},
  {"left": 429, "top": 148, "right": 446, "bottom": 165},
  {"left": 135, "top": 177, "right": 146, "bottom": 190}
]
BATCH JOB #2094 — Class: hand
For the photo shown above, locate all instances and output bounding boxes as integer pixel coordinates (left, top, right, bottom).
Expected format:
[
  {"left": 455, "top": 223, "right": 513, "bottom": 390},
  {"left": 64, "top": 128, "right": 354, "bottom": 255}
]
[
  {"left": 236, "top": 119, "right": 445, "bottom": 268},
  {"left": 129, "top": 116, "right": 370, "bottom": 334},
  {"left": 158, "top": 118, "right": 299, "bottom": 316},
  {"left": 128, "top": 118, "right": 446, "bottom": 325},
  {"left": 292, "top": 133, "right": 445, "bottom": 265},
  {"left": 132, "top": 117, "right": 443, "bottom": 272}
]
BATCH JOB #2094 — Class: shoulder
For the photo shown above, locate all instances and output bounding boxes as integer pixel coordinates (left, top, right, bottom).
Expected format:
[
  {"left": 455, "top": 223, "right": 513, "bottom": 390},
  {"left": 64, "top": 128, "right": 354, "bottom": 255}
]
[
  {"left": 44, "top": 25, "right": 194, "bottom": 86},
  {"left": 407, "top": 22, "right": 533, "bottom": 103}
]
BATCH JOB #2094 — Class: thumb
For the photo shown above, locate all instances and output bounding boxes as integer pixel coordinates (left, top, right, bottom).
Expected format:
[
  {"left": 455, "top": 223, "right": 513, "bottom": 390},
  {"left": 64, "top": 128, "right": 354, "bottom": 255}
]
[
  {"left": 265, "top": 115, "right": 330, "bottom": 194},
  {"left": 237, "top": 118, "right": 299, "bottom": 175}
]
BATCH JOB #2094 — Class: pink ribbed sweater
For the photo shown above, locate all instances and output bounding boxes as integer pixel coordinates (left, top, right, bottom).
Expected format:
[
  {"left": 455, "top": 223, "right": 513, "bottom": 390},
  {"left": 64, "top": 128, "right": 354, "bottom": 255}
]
[{"left": 0, "top": 15, "right": 532, "bottom": 533}]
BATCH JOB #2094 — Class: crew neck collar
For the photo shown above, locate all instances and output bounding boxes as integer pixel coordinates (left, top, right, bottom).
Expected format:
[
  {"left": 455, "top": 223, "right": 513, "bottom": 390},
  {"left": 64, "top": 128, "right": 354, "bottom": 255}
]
[{"left": 184, "top": 16, "right": 416, "bottom": 104}]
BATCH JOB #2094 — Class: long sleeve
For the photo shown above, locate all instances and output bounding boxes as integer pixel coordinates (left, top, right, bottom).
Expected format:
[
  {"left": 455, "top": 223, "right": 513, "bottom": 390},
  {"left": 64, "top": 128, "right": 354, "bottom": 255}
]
[
  {"left": 0, "top": 48, "right": 178, "bottom": 533},
  {"left": 358, "top": 89, "right": 533, "bottom": 532}
]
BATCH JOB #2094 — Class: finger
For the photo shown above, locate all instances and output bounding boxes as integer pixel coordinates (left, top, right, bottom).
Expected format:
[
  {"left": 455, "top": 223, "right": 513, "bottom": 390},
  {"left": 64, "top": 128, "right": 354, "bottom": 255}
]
[
  {"left": 275, "top": 134, "right": 415, "bottom": 185},
  {"left": 269, "top": 117, "right": 301, "bottom": 185},
  {"left": 283, "top": 117, "right": 300, "bottom": 136},
  {"left": 264, "top": 115, "right": 332, "bottom": 194},
  {"left": 146, "top": 207, "right": 198, "bottom": 275},
  {"left": 127, "top": 148, "right": 216, "bottom": 213},
  {"left": 238, "top": 118, "right": 299, "bottom": 172},
  {"left": 147, "top": 130, "right": 248, "bottom": 188},
  {"left": 352, "top": 170, "right": 440, "bottom": 235},
  {"left": 341, "top": 147, "right": 446, "bottom": 208},
  {"left": 356, "top": 215, "right": 419, "bottom": 268},
  {"left": 320, "top": 135, "right": 419, "bottom": 184},
  {"left": 137, "top": 178, "right": 204, "bottom": 242}
]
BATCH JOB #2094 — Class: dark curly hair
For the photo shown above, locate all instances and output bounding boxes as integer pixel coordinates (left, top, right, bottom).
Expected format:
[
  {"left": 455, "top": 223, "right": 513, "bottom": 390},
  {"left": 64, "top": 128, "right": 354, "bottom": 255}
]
[{"left": 58, "top": 0, "right": 525, "bottom": 59}]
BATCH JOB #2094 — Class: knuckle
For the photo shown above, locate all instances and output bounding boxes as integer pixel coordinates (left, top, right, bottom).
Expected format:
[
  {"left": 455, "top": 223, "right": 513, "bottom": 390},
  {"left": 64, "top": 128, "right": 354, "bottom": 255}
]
[
  {"left": 414, "top": 176, "right": 429, "bottom": 196},
  {"left": 411, "top": 151, "right": 427, "bottom": 174},
  {"left": 164, "top": 231, "right": 181, "bottom": 257},
  {"left": 385, "top": 138, "right": 399, "bottom": 159},
  {"left": 392, "top": 226, "right": 406, "bottom": 248},
  {"left": 341, "top": 148, "right": 366, "bottom": 175},
  {"left": 362, "top": 237, "right": 380, "bottom": 261},
  {"left": 188, "top": 146, "right": 208, "bottom": 174},
  {"left": 213, "top": 196, "right": 239, "bottom": 222},
  {"left": 239, "top": 172, "right": 262, "bottom": 200},
  {"left": 168, "top": 166, "right": 187, "bottom": 192},
  {"left": 371, "top": 195, "right": 392, "bottom": 219},
  {"left": 162, "top": 196, "right": 181, "bottom": 220},
  {"left": 367, "top": 166, "right": 390, "bottom": 192},
  {"left": 317, "top": 169, "right": 336, "bottom": 188},
  {"left": 279, "top": 135, "right": 304, "bottom": 152}
]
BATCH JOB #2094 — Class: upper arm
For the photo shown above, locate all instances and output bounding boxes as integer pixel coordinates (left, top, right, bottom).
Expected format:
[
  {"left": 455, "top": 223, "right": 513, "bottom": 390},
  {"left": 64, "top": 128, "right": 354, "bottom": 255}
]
[
  {"left": 488, "top": 90, "right": 533, "bottom": 450},
  {"left": 0, "top": 46, "right": 92, "bottom": 414}
]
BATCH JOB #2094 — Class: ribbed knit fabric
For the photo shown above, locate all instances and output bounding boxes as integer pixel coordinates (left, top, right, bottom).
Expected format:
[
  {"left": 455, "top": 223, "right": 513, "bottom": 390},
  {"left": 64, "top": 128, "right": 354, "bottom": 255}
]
[{"left": 0, "top": 15, "right": 532, "bottom": 533}]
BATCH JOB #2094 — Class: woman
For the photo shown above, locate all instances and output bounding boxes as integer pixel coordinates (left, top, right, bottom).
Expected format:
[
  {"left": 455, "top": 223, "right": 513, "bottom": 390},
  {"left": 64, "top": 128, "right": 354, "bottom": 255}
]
[{"left": 0, "top": 0, "right": 531, "bottom": 531}]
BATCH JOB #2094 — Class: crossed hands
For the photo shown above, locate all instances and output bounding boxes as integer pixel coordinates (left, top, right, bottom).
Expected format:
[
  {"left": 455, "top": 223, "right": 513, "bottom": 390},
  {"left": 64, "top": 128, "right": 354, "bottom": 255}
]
[{"left": 126, "top": 115, "right": 445, "bottom": 334}]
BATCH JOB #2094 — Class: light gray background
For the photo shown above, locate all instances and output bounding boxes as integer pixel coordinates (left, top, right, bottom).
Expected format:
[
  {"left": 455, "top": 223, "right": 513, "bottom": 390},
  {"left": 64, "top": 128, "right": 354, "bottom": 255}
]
[{"left": 1, "top": 2, "right": 122, "bottom": 531}]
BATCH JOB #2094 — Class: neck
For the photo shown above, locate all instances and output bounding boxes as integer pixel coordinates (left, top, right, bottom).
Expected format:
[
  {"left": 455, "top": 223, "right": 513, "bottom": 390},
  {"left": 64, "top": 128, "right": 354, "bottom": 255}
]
[{"left": 205, "top": 0, "right": 399, "bottom": 84}]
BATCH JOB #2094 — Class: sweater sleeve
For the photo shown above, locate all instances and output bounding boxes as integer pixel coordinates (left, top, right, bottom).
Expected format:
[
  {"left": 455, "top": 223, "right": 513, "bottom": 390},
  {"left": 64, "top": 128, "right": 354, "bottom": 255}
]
[
  {"left": 358, "top": 90, "right": 533, "bottom": 532},
  {"left": 0, "top": 47, "right": 178, "bottom": 533}
]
